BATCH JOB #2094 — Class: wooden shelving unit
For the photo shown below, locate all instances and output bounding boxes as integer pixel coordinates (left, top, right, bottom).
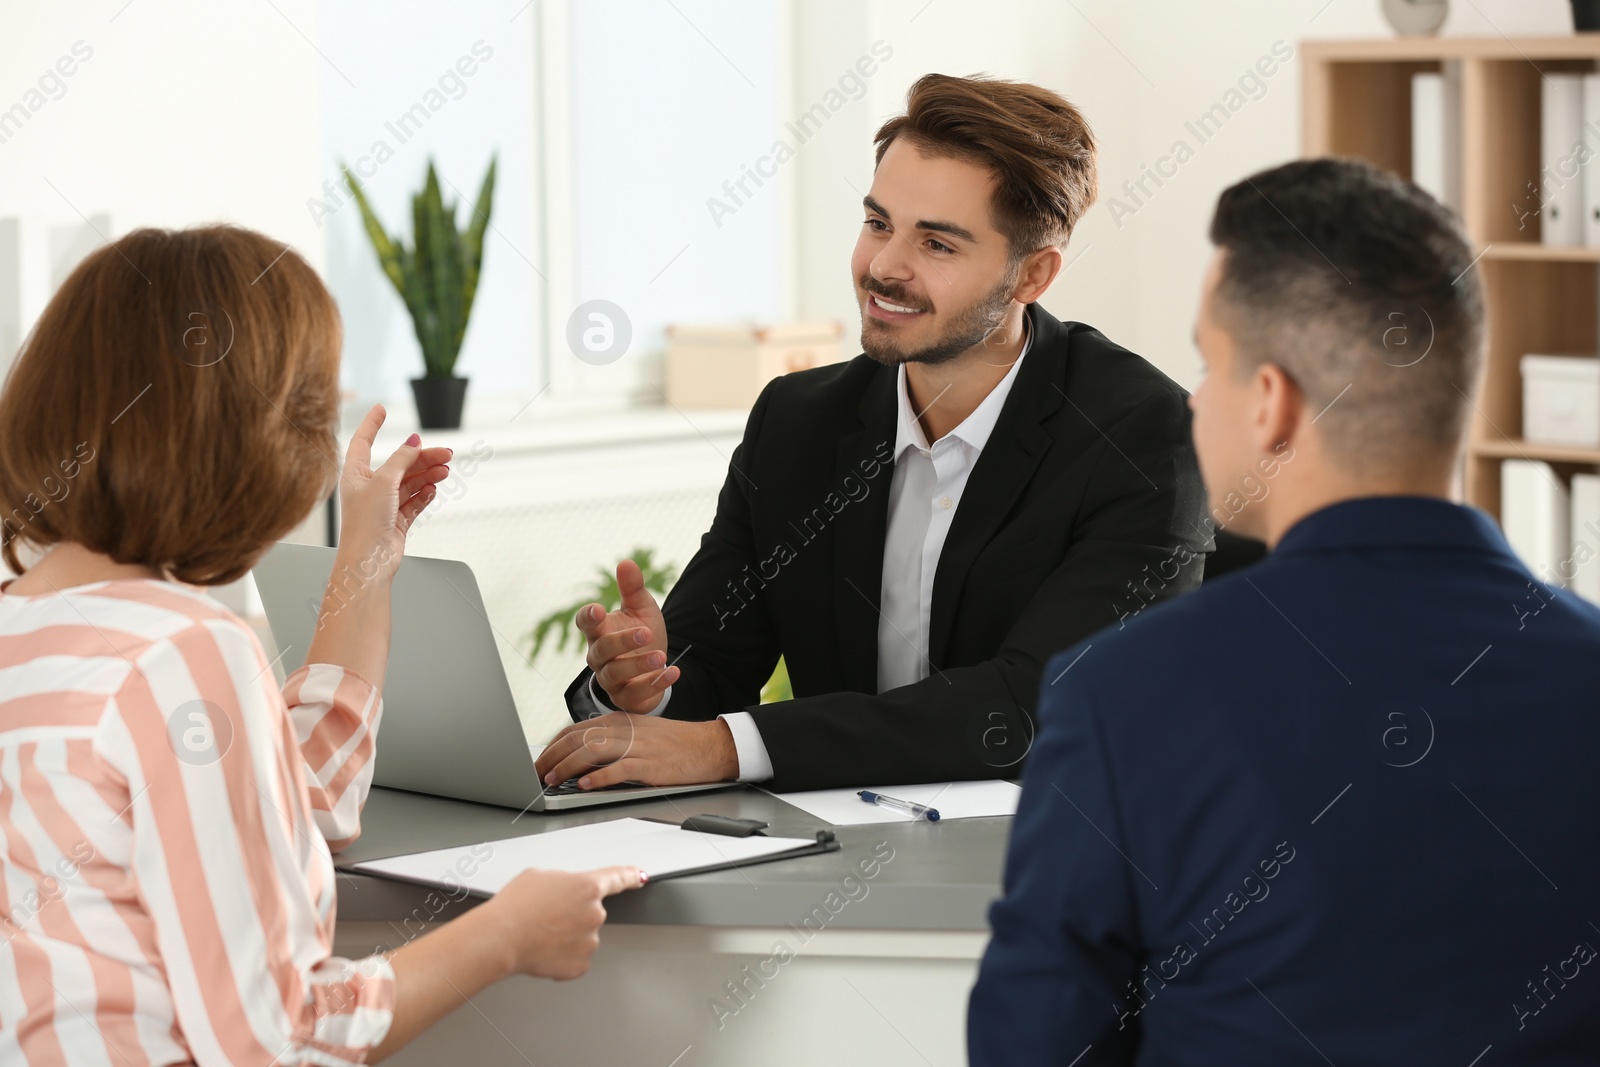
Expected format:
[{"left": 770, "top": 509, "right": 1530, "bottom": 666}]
[{"left": 1302, "top": 37, "right": 1600, "bottom": 521}]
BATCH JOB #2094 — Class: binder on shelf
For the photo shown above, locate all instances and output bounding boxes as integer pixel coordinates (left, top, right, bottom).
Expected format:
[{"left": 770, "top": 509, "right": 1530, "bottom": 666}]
[
  {"left": 1572, "top": 473, "right": 1600, "bottom": 606},
  {"left": 1541, "top": 73, "right": 1585, "bottom": 246},
  {"left": 1501, "top": 459, "right": 1571, "bottom": 584},
  {"left": 1584, "top": 75, "right": 1600, "bottom": 247},
  {"left": 347, "top": 816, "right": 841, "bottom": 898},
  {"left": 1411, "top": 69, "right": 1461, "bottom": 211}
]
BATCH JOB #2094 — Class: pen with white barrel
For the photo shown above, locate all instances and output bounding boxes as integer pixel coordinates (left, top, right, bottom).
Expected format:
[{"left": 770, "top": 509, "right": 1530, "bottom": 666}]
[{"left": 857, "top": 790, "right": 941, "bottom": 821}]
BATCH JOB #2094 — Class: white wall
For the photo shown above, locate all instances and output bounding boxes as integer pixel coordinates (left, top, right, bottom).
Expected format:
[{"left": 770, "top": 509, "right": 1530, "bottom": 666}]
[
  {"left": 789, "top": 0, "right": 1576, "bottom": 392},
  {"left": 0, "top": 0, "right": 325, "bottom": 358}
]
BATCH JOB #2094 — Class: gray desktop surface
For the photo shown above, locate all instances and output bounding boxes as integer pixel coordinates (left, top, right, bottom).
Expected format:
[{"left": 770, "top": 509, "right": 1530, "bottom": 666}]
[{"left": 335, "top": 785, "right": 1010, "bottom": 931}]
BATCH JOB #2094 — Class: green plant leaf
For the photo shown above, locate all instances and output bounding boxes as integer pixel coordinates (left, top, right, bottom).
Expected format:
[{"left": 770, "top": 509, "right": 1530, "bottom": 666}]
[
  {"left": 342, "top": 164, "right": 409, "bottom": 297},
  {"left": 432, "top": 208, "right": 463, "bottom": 378},
  {"left": 458, "top": 154, "right": 496, "bottom": 353},
  {"left": 761, "top": 656, "right": 791, "bottom": 704},
  {"left": 395, "top": 247, "right": 442, "bottom": 374},
  {"left": 411, "top": 168, "right": 442, "bottom": 374},
  {"left": 525, "top": 548, "right": 679, "bottom": 665},
  {"left": 411, "top": 164, "right": 436, "bottom": 304}
]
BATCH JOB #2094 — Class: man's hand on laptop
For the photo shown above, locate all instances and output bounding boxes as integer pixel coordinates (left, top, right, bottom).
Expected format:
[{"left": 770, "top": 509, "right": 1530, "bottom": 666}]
[
  {"left": 578, "top": 559, "right": 679, "bottom": 714},
  {"left": 533, "top": 714, "right": 738, "bottom": 789}
]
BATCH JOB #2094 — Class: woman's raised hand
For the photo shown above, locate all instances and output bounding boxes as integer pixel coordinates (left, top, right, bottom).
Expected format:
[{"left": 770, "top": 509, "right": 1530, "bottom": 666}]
[{"left": 337, "top": 404, "right": 452, "bottom": 581}]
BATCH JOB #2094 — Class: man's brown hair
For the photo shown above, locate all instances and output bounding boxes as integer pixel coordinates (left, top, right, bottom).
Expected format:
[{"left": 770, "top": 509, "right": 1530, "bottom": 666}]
[
  {"left": 874, "top": 73, "right": 1098, "bottom": 257},
  {"left": 0, "top": 225, "right": 342, "bottom": 584}
]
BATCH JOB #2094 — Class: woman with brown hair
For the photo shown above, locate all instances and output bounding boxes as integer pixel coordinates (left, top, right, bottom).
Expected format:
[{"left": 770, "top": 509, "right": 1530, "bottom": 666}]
[{"left": 0, "top": 225, "right": 644, "bottom": 1065}]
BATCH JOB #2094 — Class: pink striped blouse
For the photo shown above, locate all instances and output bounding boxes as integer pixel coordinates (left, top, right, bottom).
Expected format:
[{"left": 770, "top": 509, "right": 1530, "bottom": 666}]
[{"left": 0, "top": 576, "right": 395, "bottom": 1065}]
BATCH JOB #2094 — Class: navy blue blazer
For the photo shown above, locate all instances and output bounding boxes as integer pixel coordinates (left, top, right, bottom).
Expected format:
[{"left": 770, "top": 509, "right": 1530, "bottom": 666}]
[{"left": 969, "top": 497, "right": 1600, "bottom": 1065}]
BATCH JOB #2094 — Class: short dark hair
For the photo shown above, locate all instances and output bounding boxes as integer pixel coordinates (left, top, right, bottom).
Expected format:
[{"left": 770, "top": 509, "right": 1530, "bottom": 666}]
[
  {"left": 874, "top": 73, "right": 1098, "bottom": 257},
  {"left": 1208, "top": 157, "right": 1484, "bottom": 471},
  {"left": 0, "top": 225, "right": 342, "bottom": 584}
]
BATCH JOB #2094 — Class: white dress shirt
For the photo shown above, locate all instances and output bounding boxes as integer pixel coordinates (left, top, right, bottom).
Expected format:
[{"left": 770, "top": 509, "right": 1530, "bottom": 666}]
[{"left": 578, "top": 324, "right": 1032, "bottom": 782}]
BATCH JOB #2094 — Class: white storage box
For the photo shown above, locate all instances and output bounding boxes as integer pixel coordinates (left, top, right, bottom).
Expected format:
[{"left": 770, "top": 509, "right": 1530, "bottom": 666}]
[
  {"left": 1521, "top": 354, "right": 1600, "bottom": 446},
  {"left": 665, "top": 321, "right": 844, "bottom": 410}
]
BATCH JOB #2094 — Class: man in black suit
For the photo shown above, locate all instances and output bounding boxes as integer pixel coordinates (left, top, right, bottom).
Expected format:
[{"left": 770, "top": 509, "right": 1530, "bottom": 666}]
[{"left": 535, "top": 74, "right": 1211, "bottom": 793}]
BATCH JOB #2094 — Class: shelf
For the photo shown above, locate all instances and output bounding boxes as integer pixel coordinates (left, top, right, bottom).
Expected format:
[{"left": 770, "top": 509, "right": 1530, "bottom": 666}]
[
  {"left": 1302, "top": 36, "right": 1600, "bottom": 62},
  {"left": 1302, "top": 35, "right": 1600, "bottom": 521},
  {"left": 1481, "top": 243, "right": 1600, "bottom": 262},
  {"left": 333, "top": 401, "right": 750, "bottom": 458},
  {"left": 1470, "top": 439, "right": 1600, "bottom": 464}
]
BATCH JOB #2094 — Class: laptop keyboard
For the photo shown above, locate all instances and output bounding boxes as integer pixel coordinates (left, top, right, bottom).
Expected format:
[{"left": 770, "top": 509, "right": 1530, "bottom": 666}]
[{"left": 544, "top": 777, "right": 646, "bottom": 796}]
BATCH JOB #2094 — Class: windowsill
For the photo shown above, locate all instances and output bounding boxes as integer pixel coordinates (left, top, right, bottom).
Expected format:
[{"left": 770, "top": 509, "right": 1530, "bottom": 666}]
[{"left": 337, "top": 393, "right": 750, "bottom": 457}]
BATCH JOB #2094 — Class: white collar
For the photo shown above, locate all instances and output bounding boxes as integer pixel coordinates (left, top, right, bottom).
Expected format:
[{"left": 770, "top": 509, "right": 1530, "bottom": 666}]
[{"left": 893, "top": 312, "right": 1032, "bottom": 457}]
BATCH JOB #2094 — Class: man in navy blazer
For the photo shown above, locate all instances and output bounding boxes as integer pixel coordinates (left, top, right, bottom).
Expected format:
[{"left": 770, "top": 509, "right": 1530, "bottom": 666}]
[{"left": 968, "top": 157, "right": 1600, "bottom": 1064}]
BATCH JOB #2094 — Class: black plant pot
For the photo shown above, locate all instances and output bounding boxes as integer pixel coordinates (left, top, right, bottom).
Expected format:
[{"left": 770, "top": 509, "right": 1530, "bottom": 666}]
[
  {"left": 1576, "top": 0, "right": 1600, "bottom": 31},
  {"left": 411, "top": 376, "right": 468, "bottom": 430}
]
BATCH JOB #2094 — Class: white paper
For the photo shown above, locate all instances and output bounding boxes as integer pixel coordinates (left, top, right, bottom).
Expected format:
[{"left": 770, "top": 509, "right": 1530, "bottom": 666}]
[
  {"left": 767, "top": 780, "right": 1020, "bottom": 826},
  {"left": 351, "top": 818, "right": 818, "bottom": 893}
]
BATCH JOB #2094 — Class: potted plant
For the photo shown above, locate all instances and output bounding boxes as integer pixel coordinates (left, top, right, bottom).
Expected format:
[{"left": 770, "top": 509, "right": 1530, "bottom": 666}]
[
  {"left": 526, "top": 547, "right": 791, "bottom": 702},
  {"left": 342, "top": 156, "right": 496, "bottom": 430}
]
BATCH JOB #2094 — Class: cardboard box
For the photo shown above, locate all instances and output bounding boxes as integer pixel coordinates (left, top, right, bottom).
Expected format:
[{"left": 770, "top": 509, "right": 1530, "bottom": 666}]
[
  {"left": 1521, "top": 354, "right": 1600, "bottom": 446},
  {"left": 665, "top": 321, "right": 845, "bottom": 410}
]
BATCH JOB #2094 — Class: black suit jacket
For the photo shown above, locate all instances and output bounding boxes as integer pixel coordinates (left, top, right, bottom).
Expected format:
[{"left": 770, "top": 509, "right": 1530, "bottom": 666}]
[{"left": 565, "top": 304, "right": 1212, "bottom": 791}]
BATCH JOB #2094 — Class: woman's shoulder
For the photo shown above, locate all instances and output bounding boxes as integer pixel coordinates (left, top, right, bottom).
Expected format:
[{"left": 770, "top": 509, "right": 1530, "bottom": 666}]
[
  {"left": 116, "top": 581, "right": 267, "bottom": 660},
  {"left": 0, "top": 576, "right": 253, "bottom": 649},
  {"left": 3, "top": 577, "right": 269, "bottom": 674},
  {"left": 88, "top": 577, "right": 245, "bottom": 620}
]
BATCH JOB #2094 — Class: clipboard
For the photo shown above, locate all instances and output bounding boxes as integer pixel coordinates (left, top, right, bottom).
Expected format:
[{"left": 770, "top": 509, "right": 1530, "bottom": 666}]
[
  {"left": 634, "top": 815, "right": 838, "bottom": 882},
  {"left": 347, "top": 815, "right": 840, "bottom": 898}
]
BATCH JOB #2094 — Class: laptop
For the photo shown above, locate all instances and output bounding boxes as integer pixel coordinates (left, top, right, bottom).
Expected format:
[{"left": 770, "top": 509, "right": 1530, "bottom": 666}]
[{"left": 252, "top": 542, "right": 733, "bottom": 812}]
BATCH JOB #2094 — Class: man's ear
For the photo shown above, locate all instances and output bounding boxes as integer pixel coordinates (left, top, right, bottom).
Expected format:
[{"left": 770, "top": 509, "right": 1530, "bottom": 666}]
[
  {"left": 1253, "top": 362, "right": 1302, "bottom": 458},
  {"left": 1012, "top": 245, "right": 1064, "bottom": 304}
]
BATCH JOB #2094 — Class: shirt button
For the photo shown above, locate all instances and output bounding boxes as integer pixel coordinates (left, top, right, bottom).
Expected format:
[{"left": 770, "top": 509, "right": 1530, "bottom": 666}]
[{"left": 939, "top": 496, "right": 953, "bottom": 509}]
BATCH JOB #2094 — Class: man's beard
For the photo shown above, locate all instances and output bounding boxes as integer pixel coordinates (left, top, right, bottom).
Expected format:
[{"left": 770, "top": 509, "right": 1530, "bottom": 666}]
[{"left": 858, "top": 265, "right": 1019, "bottom": 368}]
